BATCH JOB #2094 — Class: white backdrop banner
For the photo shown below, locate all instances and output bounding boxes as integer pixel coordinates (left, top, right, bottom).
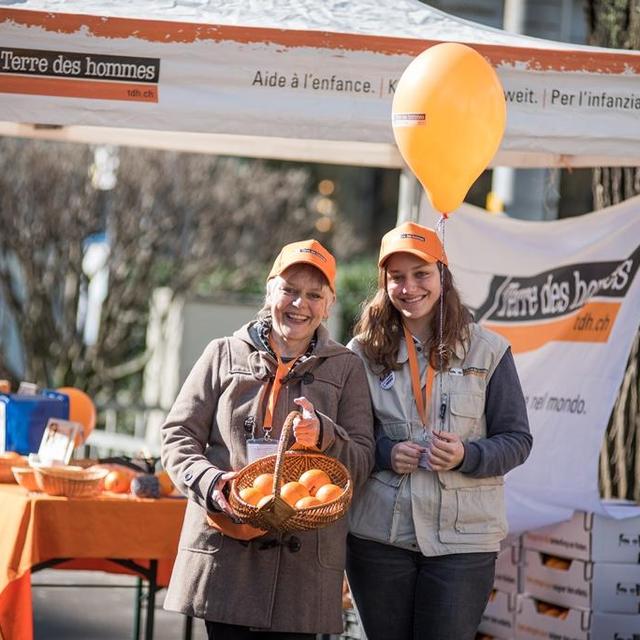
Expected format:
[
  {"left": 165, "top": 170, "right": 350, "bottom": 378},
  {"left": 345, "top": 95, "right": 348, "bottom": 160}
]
[{"left": 425, "top": 197, "right": 640, "bottom": 532}]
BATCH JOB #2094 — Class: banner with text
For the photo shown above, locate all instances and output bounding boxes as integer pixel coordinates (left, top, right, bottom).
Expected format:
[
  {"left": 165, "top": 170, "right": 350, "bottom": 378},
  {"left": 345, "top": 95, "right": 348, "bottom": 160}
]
[
  {"left": 1, "top": 8, "right": 640, "bottom": 166},
  {"left": 428, "top": 198, "right": 640, "bottom": 531}
]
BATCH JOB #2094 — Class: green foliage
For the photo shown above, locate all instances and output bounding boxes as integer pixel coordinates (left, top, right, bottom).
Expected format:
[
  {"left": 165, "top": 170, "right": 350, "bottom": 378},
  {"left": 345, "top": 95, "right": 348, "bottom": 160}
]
[
  {"left": 335, "top": 257, "right": 378, "bottom": 343},
  {"left": 0, "top": 140, "right": 315, "bottom": 394},
  {"left": 586, "top": 0, "right": 640, "bottom": 49},
  {"left": 195, "top": 265, "right": 269, "bottom": 298},
  {"left": 191, "top": 257, "right": 378, "bottom": 345}
]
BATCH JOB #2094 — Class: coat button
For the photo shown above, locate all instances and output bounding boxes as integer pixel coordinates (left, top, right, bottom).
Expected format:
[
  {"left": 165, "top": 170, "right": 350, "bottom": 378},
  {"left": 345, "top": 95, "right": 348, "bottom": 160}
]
[
  {"left": 184, "top": 472, "right": 193, "bottom": 481},
  {"left": 287, "top": 536, "right": 301, "bottom": 553}
]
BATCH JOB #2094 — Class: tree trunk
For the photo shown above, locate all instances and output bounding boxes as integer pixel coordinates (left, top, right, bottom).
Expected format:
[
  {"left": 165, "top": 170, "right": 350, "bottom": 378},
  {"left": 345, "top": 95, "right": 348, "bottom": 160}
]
[{"left": 587, "top": 0, "right": 640, "bottom": 500}]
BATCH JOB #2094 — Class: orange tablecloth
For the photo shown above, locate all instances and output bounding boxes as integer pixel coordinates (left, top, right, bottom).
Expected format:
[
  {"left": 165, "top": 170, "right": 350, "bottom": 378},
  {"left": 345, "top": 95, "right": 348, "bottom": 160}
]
[{"left": 0, "top": 484, "right": 186, "bottom": 640}]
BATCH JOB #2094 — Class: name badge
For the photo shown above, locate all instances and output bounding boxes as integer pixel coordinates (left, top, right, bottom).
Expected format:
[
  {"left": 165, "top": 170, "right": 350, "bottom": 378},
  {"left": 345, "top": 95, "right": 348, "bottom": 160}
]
[
  {"left": 379, "top": 371, "right": 395, "bottom": 390},
  {"left": 246, "top": 437, "right": 279, "bottom": 464},
  {"left": 416, "top": 434, "right": 433, "bottom": 470}
]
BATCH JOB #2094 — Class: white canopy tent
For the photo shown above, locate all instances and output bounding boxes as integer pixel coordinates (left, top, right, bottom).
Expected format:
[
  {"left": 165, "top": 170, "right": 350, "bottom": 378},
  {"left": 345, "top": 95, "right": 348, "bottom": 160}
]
[{"left": 1, "top": 0, "right": 640, "bottom": 168}]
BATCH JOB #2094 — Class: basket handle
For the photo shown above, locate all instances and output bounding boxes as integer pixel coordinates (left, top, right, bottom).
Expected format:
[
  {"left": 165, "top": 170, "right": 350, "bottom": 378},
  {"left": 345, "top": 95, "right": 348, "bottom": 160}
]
[{"left": 271, "top": 410, "right": 301, "bottom": 496}]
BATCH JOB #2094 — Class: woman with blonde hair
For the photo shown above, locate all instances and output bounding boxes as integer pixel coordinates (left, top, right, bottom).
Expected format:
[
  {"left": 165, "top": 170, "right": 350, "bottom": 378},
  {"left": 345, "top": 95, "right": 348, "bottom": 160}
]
[
  {"left": 161, "top": 239, "right": 374, "bottom": 639},
  {"left": 346, "top": 221, "right": 532, "bottom": 640}
]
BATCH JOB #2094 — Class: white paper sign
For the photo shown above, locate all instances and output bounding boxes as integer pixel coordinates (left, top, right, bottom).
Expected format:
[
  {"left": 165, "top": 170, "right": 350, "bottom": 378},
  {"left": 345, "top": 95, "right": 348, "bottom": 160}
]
[{"left": 37, "top": 418, "right": 81, "bottom": 464}]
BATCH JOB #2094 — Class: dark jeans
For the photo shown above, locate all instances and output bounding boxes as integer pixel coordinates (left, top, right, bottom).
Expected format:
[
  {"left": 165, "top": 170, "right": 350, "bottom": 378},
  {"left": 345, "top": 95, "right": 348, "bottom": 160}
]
[
  {"left": 346, "top": 534, "right": 496, "bottom": 640},
  {"left": 205, "top": 621, "right": 315, "bottom": 640}
]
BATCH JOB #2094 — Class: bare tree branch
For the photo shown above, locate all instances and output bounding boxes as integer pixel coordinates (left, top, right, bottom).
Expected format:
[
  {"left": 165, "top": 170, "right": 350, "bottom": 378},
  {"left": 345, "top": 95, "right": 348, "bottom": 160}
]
[
  {"left": 587, "top": 0, "right": 640, "bottom": 501},
  {"left": 0, "top": 140, "right": 325, "bottom": 399}
]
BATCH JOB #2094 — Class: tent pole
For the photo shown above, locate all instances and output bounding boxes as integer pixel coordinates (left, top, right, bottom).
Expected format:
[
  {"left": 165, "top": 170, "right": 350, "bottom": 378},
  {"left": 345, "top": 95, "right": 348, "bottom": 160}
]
[
  {"left": 397, "top": 168, "right": 422, "bottom": 224},
  {"left": 490, "top": 0, "right": 527, "bottom": 214}
]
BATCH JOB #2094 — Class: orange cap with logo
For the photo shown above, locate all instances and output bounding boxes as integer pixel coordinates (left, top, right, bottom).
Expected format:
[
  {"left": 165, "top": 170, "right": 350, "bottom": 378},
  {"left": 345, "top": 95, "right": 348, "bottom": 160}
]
[
  {"left": 268, "top": 239, "right": 336, "bottom": 292},
  {"left": 378, "top": 222, "right": 447, "bottom": 268}
]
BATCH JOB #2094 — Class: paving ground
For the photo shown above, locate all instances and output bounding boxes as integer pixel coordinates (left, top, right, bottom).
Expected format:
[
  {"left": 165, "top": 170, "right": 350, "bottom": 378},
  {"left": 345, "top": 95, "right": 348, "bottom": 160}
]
[
  {"left": 31, "top": 569, "right": 359, "bottom": 639},
  {"left": 32, "top": 569, "right": 207, "bottom": 640}
]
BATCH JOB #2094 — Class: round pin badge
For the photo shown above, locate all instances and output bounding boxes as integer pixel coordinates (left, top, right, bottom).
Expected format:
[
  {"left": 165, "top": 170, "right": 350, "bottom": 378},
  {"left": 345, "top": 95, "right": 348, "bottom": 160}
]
[{"left": 379, "top": 371, "right": 395, "bottom": 390}]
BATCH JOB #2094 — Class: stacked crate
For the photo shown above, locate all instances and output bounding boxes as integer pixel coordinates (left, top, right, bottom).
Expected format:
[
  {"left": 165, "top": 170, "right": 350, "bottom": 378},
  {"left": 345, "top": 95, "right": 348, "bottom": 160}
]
[
  {"left": 515, "top": 505, "right": 640, "bottom": 639},
  {"left": 477, "top": 535, "right": 522, "bottom": 640}
]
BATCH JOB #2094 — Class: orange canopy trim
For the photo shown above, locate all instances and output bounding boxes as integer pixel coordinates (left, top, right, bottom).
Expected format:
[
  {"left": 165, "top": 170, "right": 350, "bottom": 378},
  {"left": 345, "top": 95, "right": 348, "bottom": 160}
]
[{"left": 2, "top": 8, "right": 640, "bottom": 74}]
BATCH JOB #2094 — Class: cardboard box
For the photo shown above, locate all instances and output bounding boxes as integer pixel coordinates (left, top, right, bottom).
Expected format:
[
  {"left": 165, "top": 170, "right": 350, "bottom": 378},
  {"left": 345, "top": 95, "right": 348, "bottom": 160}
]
[
  {"left": 522, "top": 549, "right": 640, "bottom": 613},
  {"left": 515, "top": 595, "right": 640, "bottom": 640},
  {"left": 478, "top": 589, "right": 518, "bottom": 639},
  {"left": 590, "top": 612, "right": 640, "bottom": 639},
  {"left": 495, "top": 542, "right": 522, "bottom": 594},
  {"left": 523, "top": 508, "right": 640, "bottom": 563},
  {"left": 515, "top": 595, "right": 586, "bottom": 640}
]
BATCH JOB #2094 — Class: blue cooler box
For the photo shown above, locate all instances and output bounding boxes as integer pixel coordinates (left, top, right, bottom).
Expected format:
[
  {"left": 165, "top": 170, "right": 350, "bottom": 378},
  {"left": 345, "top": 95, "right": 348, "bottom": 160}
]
[{"left": 0, "top": 391, "right": 70, "bottom": 455}]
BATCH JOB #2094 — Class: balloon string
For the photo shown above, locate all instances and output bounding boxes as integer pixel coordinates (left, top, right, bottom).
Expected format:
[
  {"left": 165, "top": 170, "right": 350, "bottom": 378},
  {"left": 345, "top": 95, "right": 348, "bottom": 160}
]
[{"left": 437, "top": 214, "right": 447, "bottom": 430}]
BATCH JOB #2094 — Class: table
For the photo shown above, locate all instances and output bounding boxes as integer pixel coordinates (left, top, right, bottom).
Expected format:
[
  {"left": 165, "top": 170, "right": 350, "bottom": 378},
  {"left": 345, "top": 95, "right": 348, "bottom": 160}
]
[{"left": 0, "top": 484, "right": 186, "bottom": 640}]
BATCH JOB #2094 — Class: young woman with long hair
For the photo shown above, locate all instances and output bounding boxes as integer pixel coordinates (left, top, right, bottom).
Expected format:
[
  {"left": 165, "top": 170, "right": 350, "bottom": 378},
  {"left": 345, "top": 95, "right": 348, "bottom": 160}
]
[{"left": 346, "top": 221, "right": 532, "bottom": 640}]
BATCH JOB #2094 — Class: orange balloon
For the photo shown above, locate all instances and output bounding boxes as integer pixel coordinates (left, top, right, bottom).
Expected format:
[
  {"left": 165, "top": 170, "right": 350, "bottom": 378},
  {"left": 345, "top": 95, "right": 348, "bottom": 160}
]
[
  {"left": 392, "top": 43, "right": 506, "bottom": 214},
  {"left": 57, "top": 387, "right": 96, "bottom": 446}
]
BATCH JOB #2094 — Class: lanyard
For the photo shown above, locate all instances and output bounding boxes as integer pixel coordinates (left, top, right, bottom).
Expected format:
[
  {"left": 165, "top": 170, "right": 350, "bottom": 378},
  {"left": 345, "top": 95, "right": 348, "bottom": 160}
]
[
  {"left": 262, "top": 340, "right": 299, "bottom": 435},
  {"left": 402, "top": 323, "right": 435, "bottom": 429}
]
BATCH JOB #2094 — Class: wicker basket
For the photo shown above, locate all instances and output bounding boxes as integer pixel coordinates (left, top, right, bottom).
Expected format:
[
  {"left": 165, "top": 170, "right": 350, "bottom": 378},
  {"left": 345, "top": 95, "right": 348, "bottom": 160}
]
[
  {"left": 33, "top": 465, "right": 109, "bottom": 498},
  {"left": 0, "top": 454, "right": 28, "bottom": 483},
  {"left": 229, "top": 411, "right": 352, "bottom": 533},
  {"left": 12, "top": 466, "right": 40, "bottom": 492}
]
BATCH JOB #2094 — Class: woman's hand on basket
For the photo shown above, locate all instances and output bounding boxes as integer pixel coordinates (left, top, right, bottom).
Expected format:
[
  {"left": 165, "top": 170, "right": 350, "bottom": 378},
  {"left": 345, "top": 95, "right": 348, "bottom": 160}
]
[
  {"left": 391, "top": 441, "right": 425, "bottom": 475},
  {"left": 292, "top": 396, "right": 321, "bottom": 448},
  {"left": 211, "top": 471, "right": 239, "bottom": 518}
]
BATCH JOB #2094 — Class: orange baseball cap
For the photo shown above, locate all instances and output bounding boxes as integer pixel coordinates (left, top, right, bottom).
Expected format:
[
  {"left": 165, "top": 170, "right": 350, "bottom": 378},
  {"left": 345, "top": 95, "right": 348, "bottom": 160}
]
[
  {"left": 268, "top": 239, "right": 336, "bottom": 292},
  {"left": 378, "top": 221, "right": 447, "bottom": 267}
]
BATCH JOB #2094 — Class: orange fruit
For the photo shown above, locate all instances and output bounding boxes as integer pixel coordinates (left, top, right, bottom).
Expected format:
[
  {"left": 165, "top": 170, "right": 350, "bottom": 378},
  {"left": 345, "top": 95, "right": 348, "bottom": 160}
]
[
  {"left": 298, "top": 468, "right": 331, "bottom": 496},
  {"left": 252, "top": 473, "right": 274, "bottom": 495},
  {"left": 295, "top": 495, "right": 322, "bottom": 509},
  {"left": 280, "top": 481, "right": 309, "bottom": 507},
  {"left": 104, "top": 469, "right": 132, "bottom": 493},
  {"left": 315, "top": 483, "right": 343, "bottom": 504},
  {"left": 155, "top": 470, "right": 175, "bottom": 496},
  {"left": 239, "top": 486, "right": 264, "bottom": 506},
  {"left": 257, "top": 494, "right": 274, "bottom": 509}
]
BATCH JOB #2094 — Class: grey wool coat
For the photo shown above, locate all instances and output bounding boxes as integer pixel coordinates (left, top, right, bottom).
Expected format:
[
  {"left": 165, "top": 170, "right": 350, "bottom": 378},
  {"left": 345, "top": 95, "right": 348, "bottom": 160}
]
[{"left": 160, "top": 322, "right": 374, "bottom": 634}]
